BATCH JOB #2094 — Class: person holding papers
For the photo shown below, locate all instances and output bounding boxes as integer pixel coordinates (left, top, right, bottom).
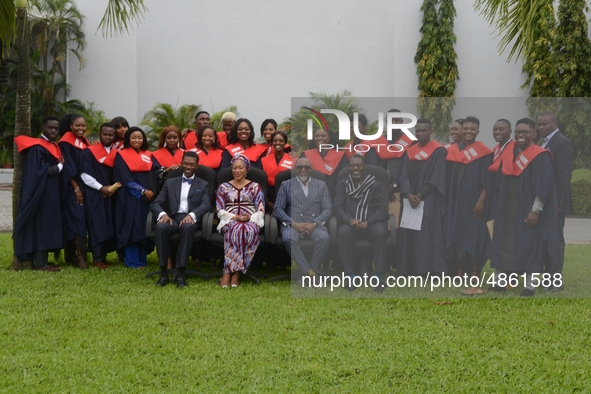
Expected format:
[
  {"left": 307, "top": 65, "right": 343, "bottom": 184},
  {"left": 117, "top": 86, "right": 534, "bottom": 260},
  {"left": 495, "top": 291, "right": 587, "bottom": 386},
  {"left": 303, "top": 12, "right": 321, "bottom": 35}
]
[{"left": 397, "top": 119, "right": 447, "bottom": 276}]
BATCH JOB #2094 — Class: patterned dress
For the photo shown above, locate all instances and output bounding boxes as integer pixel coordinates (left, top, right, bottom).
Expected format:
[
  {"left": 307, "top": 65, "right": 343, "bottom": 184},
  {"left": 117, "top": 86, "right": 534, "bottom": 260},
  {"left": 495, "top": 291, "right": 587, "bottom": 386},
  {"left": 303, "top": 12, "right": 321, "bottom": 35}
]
[{"left": 216, "top": 181, "right": 265, "bottom": 273}]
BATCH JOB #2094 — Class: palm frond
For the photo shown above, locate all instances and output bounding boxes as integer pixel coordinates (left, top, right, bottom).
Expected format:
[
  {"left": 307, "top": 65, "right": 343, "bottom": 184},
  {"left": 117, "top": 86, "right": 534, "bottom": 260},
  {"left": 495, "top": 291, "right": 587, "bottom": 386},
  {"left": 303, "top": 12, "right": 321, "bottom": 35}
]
[{"left": 98, "top": 0, "right": 147, "bottom": 38}]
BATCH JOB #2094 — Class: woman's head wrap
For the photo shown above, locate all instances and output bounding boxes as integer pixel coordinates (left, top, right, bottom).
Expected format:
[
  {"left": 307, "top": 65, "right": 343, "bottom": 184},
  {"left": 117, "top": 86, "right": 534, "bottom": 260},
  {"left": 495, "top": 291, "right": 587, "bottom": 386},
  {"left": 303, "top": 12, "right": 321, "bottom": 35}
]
[{"left": 230, "top": 154, "right": 251, "bottom": 172}]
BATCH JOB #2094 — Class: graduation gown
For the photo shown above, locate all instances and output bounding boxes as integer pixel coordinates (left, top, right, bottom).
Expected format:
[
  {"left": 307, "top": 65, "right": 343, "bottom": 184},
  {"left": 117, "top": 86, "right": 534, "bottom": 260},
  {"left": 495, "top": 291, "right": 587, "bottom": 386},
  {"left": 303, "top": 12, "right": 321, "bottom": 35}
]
[
  {"left": 184, "top": 130, "right": 228, "bottom": 150},
  {"left": 80, "top": 145, "right": 117, "bottom": 249},
  {"left": 491, "top": 145, "right": 557, "bottom": 272},
  {"left": 113, "top": 149, "right": 160, "bottom": 250},
  {"left": 398, "top": 141, "right": 447, "bottom": 275},
  {"left": 58, "top": 132, "right": 90, "bottom": 241},
  {"left": 13, "top": 138, "right": 64, "bottom": 257},
  {"left": 151, "top": 147, "right": 184, "bottom": 168},
  {"left": 445, "top": 141, "right": 493, "bottom": 269}
]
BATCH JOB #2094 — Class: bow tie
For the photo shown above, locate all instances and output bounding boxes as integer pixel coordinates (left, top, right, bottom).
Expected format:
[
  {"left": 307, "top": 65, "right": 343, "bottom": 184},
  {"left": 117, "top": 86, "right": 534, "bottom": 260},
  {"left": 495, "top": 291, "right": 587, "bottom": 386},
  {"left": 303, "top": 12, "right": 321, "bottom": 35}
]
[{"left": 182, "top": 177, "right": 193, "bottom": 185}]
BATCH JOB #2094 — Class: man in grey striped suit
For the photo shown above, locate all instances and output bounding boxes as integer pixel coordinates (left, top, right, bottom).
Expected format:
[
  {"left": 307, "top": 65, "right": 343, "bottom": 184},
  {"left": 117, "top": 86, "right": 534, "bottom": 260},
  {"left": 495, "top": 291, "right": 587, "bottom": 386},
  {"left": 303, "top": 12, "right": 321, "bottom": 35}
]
[{"left": 273, "top": 158, "right": 332, "bottom": 276}]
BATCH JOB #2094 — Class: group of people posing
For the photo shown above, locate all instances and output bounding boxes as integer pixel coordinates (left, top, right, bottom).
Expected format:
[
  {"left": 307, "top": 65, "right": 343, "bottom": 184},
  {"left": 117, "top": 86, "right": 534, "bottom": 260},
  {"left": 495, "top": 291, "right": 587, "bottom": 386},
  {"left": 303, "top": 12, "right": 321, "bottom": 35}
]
[{"left": 13, "top": 108, "right": 573, "bottom": 295}]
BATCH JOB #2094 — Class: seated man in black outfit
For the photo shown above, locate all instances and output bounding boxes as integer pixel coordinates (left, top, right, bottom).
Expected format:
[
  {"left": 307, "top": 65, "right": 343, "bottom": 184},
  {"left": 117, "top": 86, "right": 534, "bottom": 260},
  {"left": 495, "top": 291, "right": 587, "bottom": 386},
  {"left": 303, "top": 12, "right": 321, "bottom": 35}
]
[
  {"left": 151, "top": 151, "right": 211, "bottom": 287},
  {"left": 334, "top": 154, "right": 389, "bottom": 291}
]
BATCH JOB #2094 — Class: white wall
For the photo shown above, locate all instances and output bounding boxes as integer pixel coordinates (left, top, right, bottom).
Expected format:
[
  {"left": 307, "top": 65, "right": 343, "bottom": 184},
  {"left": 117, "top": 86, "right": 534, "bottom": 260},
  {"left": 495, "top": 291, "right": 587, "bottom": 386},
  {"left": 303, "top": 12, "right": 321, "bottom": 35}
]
[{"left": 68, "top": 0, "right": 528, "bottom": 145}]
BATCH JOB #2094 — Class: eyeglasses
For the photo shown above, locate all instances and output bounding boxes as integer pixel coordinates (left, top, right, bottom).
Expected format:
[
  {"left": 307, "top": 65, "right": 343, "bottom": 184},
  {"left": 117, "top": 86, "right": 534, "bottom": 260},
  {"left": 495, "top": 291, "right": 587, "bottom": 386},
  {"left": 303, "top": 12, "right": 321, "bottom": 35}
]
[
  {"left": 295, "top": 165, "right": 312, "bottom": 170},
  {"left": 348, "top": 163, "right": 364, "bottom": 168}
]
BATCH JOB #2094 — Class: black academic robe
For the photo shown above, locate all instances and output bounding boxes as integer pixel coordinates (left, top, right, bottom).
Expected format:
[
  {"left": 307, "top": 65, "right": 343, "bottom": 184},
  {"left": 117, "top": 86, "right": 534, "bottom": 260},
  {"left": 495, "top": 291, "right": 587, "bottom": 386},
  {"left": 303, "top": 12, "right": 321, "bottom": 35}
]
[
  {"left": 59, "top": 141, "right": 87, "bottom": 240},
  {"left": 491, "top": 147, "right": 557, "bottom": 272},
  {"left": 113, "top": 152, "right": 160, "bottom": 250},
  {"left": 13, "top": 145, "right": 63, "bottom": 257},
  {"left": 80, "top": 148, "right": 115, "bottom": 249},
  {"left": 398, "top": 144, "right": 447, "bottom": 275},
  {"left": 445, "top": 145, "right": 493, "bottom": 269}
]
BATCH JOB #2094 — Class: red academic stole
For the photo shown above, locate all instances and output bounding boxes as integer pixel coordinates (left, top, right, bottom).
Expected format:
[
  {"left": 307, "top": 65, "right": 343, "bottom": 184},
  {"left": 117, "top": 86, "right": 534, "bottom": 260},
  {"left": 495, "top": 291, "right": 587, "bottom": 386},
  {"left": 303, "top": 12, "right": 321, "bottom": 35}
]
[
  {"left": 88, "top": 144, "right": 116, "bottom": 168},
  {"left": 502, "top": 145, "right": 549, "bottom": 176},
  {"left": 184, "top": 131, "right": 228, "bottom": 149},
  {"left": 303, "top": 149, "right": 344, "bottom": 176},
  {"left": 15, "top": 135, "right": 62, "bottom": 161},
  {"left": 445, "top": 141, "right": 492, "bottom": 164},
  {"left": 225, "top": 143, "right": 267, "bottom": 163},
  {"left": 261, "top": 153, "right": 295, "bottom": 187},
  {"left": 59, "top": 131, "right": 89, "bottom": 150},
  {"left": 190, "top": 147, "right": 223, "bottom": 169},
  {"left": 406, "top": 140, "right": 442, "bottom": 161},
  {"left": 488, "top": 140, "right": 515, "bottom": 173},
  {"left": 117, "top": 148, "right": 154, "bottom": 172},
  {"left": 113, "top": 140, "right": 124, "bottom": 150},
  {"left": 152, "top": 148, "right": 184, "bottom": 168}
]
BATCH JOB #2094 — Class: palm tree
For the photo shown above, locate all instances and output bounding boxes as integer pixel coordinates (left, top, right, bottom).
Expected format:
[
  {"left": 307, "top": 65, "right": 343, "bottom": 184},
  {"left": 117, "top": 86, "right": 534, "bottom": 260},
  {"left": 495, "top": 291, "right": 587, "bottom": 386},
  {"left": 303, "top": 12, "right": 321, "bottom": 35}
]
[
  {"left": 0, "top": 0, "right": 148, "bottom": 269},
  {"left": 139, "top": 102, "right": 201, "bottom": 149}
]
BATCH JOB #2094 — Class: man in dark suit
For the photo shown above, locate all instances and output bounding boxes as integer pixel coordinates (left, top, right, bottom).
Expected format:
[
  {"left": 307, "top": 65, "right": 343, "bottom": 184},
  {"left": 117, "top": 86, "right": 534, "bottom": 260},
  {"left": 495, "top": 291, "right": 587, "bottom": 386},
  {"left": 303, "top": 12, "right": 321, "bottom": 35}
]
[
  {"left": 151, "top": 151, "right": 211, "bottom": 287},
  {"left": 537, "top": 111, "right": 573, "bottom": 291},
  {"left": 273, "top": 158, "right": 332, "bottom": 276}
]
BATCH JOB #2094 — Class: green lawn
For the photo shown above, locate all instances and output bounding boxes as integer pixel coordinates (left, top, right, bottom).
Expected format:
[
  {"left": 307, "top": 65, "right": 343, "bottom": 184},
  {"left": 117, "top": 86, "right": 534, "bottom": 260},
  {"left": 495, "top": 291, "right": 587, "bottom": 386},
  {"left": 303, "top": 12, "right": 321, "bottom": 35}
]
[{"left": 1, "top": 233, "right": 590, "bottom": 392}]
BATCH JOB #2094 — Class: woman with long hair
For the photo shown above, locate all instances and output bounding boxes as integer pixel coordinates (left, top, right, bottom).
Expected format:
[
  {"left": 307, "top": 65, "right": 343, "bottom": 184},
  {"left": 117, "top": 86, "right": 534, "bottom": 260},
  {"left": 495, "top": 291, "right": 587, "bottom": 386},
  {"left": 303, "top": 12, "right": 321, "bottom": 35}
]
[
  {"left": 113, "top": 127, "right": 160, "bottom": 268},
  {"left": 220, "top": 118, "right": 266, "bottom": 170},
  {"left": 190, "top": 125, "right": 223, "bottom": 172},
  {"left": 110, "top": 116, "right": 129, "bottom": 150},
  {"left": 58, "top": 114, "right": 91, "bottom": 268}
]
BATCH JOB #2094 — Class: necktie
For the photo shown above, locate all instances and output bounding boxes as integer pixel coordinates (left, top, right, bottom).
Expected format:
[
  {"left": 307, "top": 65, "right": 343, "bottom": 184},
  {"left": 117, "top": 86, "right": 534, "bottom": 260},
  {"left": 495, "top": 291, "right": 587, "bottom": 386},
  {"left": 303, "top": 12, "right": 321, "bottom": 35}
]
[{"left": 182, "top": 177, "right": 193, "bottom": 185}]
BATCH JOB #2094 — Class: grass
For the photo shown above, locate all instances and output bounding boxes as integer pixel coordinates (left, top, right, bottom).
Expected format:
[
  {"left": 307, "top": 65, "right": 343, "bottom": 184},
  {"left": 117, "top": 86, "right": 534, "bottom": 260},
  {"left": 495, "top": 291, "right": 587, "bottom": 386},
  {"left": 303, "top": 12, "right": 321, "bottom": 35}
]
[{"left": 1, "top": 233, "right": 591, "bottom": 392}]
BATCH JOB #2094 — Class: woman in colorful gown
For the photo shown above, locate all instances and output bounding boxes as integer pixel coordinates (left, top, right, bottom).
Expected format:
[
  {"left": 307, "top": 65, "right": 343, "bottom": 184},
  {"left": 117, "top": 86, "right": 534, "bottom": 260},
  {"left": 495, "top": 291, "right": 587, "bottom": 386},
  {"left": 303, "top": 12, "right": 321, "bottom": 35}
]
[{"left": 216, "top": 155, "right": 265, "bottom": 287}]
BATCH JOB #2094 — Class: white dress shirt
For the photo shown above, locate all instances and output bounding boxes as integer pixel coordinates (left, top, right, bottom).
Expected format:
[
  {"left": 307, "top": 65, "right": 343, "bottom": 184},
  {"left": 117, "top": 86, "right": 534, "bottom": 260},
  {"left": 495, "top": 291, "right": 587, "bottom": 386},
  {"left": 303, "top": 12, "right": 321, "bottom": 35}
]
[
  {"left": 157, "top": 175, "right": 196, "bottom": 222},
  {"left": 80, "top": 145, "right": 112, "bottom": 190},
  {"left": 541, "top": 129, "right": 559, "bottom": 148},
  {"left": 297, "top": 177, "right": 310, "bottom": 197}
]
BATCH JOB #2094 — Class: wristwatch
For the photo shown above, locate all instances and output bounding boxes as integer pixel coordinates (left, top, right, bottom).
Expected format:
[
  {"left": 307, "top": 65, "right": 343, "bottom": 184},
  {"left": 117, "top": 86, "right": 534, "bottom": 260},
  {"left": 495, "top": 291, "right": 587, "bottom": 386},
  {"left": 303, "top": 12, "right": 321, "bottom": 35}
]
[{"left": 141, "top": 189, "right": 145, "bottom": 196}]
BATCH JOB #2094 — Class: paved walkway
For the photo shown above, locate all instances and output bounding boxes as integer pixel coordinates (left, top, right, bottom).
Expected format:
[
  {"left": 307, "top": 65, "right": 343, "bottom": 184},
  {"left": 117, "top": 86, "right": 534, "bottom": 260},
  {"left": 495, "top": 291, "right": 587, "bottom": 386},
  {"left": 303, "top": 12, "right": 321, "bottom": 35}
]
[{"left": 0, "top": 188, "right": 590, "bottom": 244}]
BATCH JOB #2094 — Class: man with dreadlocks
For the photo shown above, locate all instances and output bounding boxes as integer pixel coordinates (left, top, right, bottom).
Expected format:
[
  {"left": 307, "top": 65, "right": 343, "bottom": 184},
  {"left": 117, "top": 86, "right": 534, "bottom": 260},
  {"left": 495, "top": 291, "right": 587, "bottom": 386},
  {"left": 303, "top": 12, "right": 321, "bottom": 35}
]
[{"left": 334, "top": 154, "right": 388, "bottom": 290}]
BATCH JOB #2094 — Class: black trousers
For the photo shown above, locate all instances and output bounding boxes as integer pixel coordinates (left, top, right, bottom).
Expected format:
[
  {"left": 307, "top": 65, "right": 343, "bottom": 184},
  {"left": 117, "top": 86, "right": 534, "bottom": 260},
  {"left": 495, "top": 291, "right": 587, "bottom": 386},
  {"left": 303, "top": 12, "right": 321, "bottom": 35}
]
[
  {"left": 337, "top": 222, "right": 388, "bottom": 274},
  {"left": 155, "top": 213, "right": 199, "bottom": 268}
]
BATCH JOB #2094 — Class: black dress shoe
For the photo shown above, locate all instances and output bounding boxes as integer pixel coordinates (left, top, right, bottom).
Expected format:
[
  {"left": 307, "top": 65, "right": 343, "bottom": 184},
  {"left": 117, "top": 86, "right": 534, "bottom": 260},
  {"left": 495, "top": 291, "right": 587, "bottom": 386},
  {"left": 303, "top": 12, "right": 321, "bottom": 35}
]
[
  {"left": 176, "top": 276, "right": 187, "bottom": 288},
  {"left": 520, "top": 289, "right": 535, "bottom": 297},
  {"left": 156, "top": 276, "right": 169, "bottom": 287}
]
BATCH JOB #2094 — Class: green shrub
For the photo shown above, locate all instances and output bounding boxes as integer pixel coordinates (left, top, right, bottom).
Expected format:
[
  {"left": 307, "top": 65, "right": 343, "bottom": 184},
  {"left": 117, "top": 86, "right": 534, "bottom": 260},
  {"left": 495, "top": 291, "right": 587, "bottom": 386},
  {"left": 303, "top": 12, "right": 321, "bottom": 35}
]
[{"left": 571, "top": 169, "right": 591, "bottom": 217}]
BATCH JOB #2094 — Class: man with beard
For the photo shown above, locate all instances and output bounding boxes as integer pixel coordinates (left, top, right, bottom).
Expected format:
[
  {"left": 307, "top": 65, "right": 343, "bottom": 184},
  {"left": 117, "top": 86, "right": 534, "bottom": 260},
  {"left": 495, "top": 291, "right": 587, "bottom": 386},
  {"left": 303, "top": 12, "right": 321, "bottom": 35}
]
[
  {"left": 13, "top": 116, "right": 65, "bottom": 271},
  {"left": 273, "top": 158, "right": 332, "bottom": 276},
  {"left": 80, "top": 123, "right": 119, "bottom": 269},
  {"left": 445, "top": 116, "right": 493, "bottom": 280},
  {"left": 537, "top": 111, "right": 573, "bottom": 291},
  {"left": 397, "top": 119, "right": 447, "bottom": 276},
  {"left": 491, "top": 118, "right": 557, "bottom": 296},
  {"left": 334, "top": 154, "right": 388, "bottom": 290}
]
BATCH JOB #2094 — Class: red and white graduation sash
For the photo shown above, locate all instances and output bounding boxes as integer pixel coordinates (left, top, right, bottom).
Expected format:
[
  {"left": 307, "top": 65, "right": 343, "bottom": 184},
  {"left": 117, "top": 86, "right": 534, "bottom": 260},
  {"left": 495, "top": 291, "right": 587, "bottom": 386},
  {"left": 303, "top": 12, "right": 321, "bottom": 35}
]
[
  {"left": 488, "top": 140, "right": 515, "bottom": 173},
  {"left": 445, "top": 141, "right": 492, "bottom": 164},
  {"left": 406, "top": 140, "right": 442, "bottom": 161},
  {"left": 303, "top": 149, "right": 344, "bottom": 176},
  {"left": 88, "top": 144, "right": 116, "bottom": 168},
  {"left": 152, "top": 148, "right": 184, "bottom": 168},
  {"left": 113, "top": 140, "right": 124, "bottom": 151},
  {"left": 217, "top": 132, "right": 228, "bottom": 148},
  {"left": 117, "top": 148, "right": 154, "bottom": 172},
  {"left": 261, "top": 153, "right": 295, "bottom": 187},
  {"left": 59, "top": 131, "right": 89, "bottom": 150},
  {"left": 224, "top": 143, "right": 267, "bottom": 163},
  {"left": 15, "top": 135, "right": 62, "bottom": 161},
  {"left": 189, "top": 147, "right": 223, "bottom": 169},
  {"left": 502, "top": 145, "right": 549, "bottom": 177}
]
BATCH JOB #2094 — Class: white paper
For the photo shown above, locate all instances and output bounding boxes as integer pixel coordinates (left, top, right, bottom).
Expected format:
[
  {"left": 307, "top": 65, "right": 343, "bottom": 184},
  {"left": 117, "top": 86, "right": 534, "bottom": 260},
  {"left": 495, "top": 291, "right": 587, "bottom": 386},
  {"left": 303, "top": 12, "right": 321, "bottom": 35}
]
[{"left": 400, "top": 199, "right": 424, "bottom": 231}]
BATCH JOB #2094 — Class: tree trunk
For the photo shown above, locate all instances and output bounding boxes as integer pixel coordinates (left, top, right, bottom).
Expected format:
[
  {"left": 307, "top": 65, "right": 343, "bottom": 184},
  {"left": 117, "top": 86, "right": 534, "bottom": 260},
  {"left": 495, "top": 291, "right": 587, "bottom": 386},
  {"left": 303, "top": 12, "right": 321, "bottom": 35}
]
[{"left": 12, "top": 5, "right": 31, "bottom": 270}]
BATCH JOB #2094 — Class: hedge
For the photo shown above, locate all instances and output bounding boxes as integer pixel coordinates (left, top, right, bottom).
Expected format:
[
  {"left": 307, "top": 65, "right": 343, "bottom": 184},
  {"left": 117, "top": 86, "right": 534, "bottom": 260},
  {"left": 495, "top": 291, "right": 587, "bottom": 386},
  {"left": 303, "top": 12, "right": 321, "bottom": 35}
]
[{"left": 571, "top": 169, "right": 591, "bottom": 217}]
